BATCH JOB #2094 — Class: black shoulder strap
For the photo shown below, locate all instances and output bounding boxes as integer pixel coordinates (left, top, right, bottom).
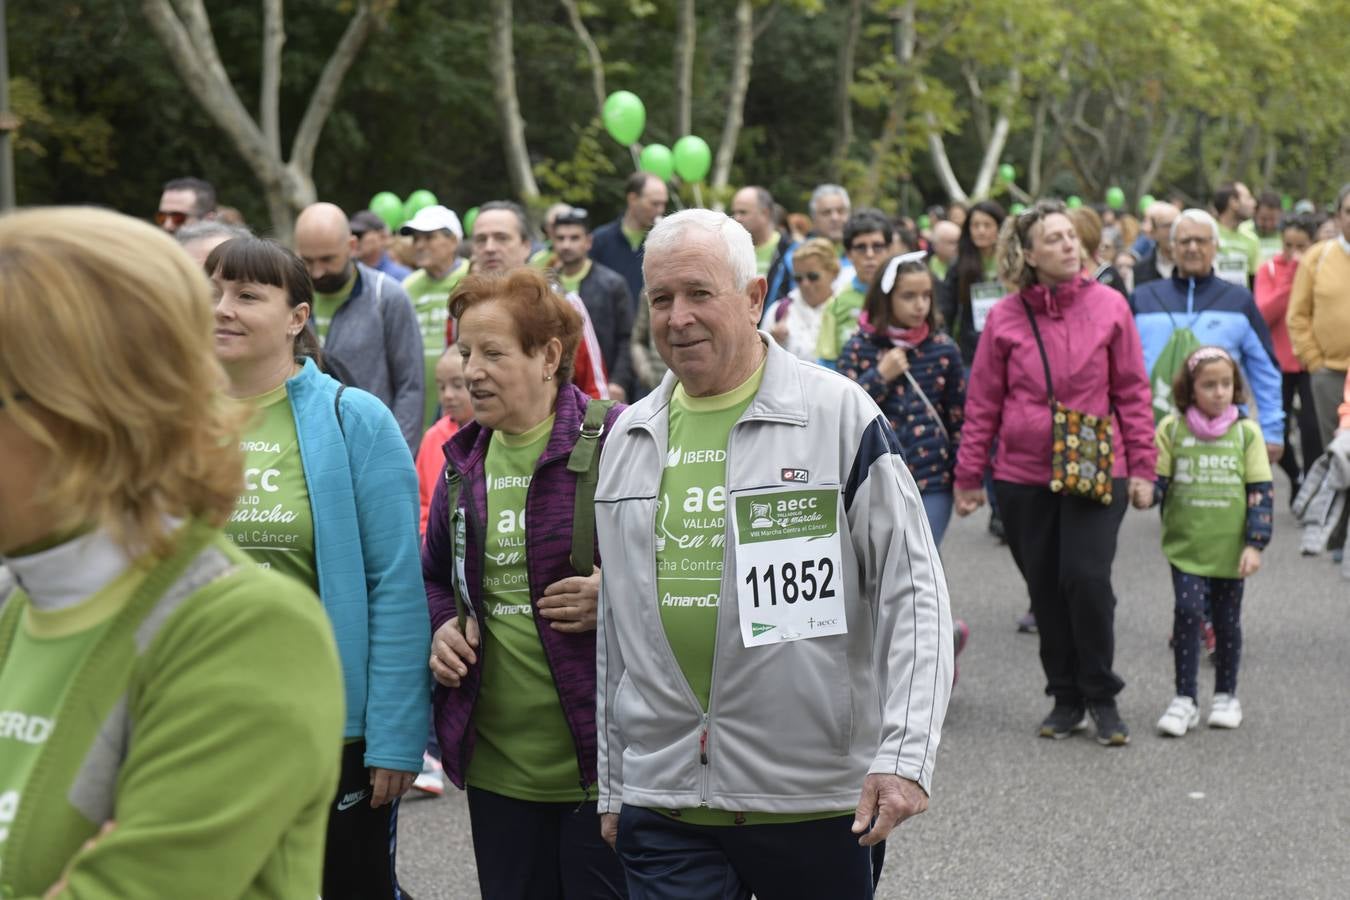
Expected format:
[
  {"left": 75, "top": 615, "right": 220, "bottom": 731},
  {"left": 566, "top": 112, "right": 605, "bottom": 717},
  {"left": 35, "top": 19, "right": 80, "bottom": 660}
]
[
  {"left": 566, "top": 399, "right": 618, "bottom": 575},
  {"left": 334, "top": 385, "right": 347, "bottom": 435},
  {"left": 1020, "top": 299, "right": 1056, "bottom": 408}
]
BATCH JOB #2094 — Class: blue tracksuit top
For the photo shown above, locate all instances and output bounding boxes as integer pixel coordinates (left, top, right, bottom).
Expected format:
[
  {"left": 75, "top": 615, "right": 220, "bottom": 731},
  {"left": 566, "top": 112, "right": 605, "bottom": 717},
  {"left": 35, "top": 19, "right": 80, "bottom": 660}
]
[{"left": 1130, "top": 271, "right": 1284, "bottom": 444}]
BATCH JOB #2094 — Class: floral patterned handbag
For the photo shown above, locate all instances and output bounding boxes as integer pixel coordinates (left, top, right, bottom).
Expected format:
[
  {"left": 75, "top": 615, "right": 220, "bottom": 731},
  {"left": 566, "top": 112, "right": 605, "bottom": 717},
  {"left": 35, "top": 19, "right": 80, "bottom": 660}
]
[{"left": 1021, "top": 300, "right": 1115, "bottom": 506}]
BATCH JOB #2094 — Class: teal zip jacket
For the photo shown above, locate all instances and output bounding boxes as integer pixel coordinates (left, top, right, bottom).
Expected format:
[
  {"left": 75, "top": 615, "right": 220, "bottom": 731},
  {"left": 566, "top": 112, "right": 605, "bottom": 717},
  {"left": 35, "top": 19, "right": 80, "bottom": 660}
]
[{"left": 287, "top": 358, "right": 432, "bottom": 772}]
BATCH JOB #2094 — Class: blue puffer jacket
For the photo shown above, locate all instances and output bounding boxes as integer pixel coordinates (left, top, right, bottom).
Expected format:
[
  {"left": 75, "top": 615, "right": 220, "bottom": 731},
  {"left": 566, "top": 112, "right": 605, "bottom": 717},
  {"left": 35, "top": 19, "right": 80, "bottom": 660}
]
[
  {"left": 838, "top": 328, "right": 966, "bottom": 493},
  {"left": 288, "top": 358, "right": 431, "bottom": 773}
]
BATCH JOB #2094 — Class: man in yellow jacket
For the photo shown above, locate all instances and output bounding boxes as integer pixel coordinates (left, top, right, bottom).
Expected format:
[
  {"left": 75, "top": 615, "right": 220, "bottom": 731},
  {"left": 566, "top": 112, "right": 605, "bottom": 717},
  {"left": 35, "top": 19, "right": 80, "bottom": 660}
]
[{"left": 1288, "top": 183, "right": 1350, "bottom": 446}]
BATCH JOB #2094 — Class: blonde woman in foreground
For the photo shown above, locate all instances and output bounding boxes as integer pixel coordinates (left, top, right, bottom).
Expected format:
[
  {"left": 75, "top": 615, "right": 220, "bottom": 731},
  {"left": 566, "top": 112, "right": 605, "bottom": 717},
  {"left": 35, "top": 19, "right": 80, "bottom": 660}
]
[{"left": 0, "top": 207, "right": 343, "bottom": 899}]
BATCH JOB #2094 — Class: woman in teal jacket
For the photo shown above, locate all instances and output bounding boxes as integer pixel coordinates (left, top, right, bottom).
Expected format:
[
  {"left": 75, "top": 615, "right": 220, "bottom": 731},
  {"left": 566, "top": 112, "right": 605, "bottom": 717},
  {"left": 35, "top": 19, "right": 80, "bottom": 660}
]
[{"left": 208, "top": 236, "right": 430, "bottom": 900}]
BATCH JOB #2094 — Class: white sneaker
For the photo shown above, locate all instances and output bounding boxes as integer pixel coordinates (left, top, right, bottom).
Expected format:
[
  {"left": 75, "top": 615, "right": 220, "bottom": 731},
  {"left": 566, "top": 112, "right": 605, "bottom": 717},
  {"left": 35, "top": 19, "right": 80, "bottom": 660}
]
[
  {"left": 1156, "top": 696, "right": 1200, "bottom": 737},
  {"left": 1208, "top": 693, "right": 1243, "bottom": 729},
  {"left": 410, "top": 752, "right": 445, "bottom": 798}
]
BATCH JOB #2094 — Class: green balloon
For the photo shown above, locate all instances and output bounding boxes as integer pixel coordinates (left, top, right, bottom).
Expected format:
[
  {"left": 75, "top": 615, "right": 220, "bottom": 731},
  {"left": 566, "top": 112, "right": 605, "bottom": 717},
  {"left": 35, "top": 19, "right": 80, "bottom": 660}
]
[
  {"left": 1138, "top": 194, "right": 1156, "bottom": 214},
  {"left": 1106, "top": 186, "right": 1125, "bottom": 210},
  {"left": 403, "top": 189, "right": 439, "bottom": 222},
  {"left": 1066, "top": 195, "right": 1083, "bottom": 209},
  {"left": 1281, "top": 193, "right": 1293, "bottom": 211},
  {"left": 917, "top": 215, "right": 931, "bottom": 230},
  {"left": 602, "top": 91, "right": 646, "bottom": 146},
  {"left": 638, "top": 144, "right": 674, "bottom": 181},
  {"left": 369, "top": 191, "right": 403, "bottom": 230},
  {"left": 998, "top": 163, "right": 1016, "bottom": 184},
  {"left": 1010, "top": 202, "right": 1028, "bottom": 215},
  {"left": 462, "top": 206, "right": 480, "bottom": 236},
  {"left": 672, "top": 135, "right": 712, "bottom": 183}
]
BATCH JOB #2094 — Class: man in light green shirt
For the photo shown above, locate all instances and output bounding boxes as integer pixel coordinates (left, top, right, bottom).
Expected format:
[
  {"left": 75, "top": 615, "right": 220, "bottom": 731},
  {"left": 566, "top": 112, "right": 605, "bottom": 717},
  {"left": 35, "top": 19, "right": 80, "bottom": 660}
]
[
  {"left": 1215, "top": 181, "right": 1260, "bottom": 286},
  {"left": 400, "top": 205, "right": 468, "bottom": 429}
]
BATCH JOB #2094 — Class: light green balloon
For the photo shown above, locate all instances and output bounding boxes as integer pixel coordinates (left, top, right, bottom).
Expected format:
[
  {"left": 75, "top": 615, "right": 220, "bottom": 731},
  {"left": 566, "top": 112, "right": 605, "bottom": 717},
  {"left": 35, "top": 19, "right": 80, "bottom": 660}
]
[
  {"left": 1138, "top": 194, "right": 1156, "bottom": 214},
  {"left": 1066, "top": 195, "right": 1083, "bottom": 209},
  {"left": 1010, "top": 202, "right": 1028, "bottom": 215},
  {"left": 602, "top": 91, "right": 646, "bottom": 146},
  {"left": 672, "top": 135, "right": 712, "bottom": 183},
  {"left": 638, "top": 144, "right": 674, "bottom": 181},
  {"left": 369, "top": 191, "right": 403, "bottom": 231},
  {"left": 463, "top": 206, "right": 480, "bottom": 236},
  {"left": 1105, "top": 186, "right": 1125, "bottom": 210},
  {"left": 403, "top": 189, "right": 439, "bottom": 223}
]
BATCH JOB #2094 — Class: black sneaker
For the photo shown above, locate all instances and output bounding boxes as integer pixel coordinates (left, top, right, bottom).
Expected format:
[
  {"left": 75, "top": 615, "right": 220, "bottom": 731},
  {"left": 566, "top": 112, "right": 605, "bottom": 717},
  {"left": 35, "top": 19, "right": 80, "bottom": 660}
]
[
  {"left": 988, "top": 512, "right": 1006, "bottom": 544},
  {"left": 1088, "top": 700, "right": 1130, "bottom": 746},
  {"left": 1038, "top": 701, "right": 1087, "bottom": 739}
]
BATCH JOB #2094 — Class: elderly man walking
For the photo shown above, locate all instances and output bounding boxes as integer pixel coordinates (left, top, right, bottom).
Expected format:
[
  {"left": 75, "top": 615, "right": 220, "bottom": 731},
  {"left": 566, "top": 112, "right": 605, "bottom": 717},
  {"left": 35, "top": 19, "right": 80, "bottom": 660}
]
[
  {"left": 594, "top": 209, "right": 953, "bottom": 899},
  {"left": 1131, "top": 208, "right": 1285, "bottom": 460}
]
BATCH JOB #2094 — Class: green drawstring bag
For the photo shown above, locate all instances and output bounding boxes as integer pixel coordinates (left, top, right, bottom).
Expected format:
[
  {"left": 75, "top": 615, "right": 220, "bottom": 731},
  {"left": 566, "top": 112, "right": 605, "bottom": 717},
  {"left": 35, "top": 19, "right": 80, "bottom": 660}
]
[{"left": 1150, "top": 310, "right": 1200, "bottom": 424}]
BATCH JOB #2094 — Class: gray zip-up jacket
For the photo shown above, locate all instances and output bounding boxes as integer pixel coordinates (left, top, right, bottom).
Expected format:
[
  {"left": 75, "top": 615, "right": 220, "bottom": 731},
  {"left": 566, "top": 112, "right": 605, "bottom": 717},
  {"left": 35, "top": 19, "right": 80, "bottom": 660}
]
[
  {"left": 595, "top": 336, "right": 953, "bottom": 816},
  {"left": 318, "top": 262, "right": 424, "bottom": 449}
]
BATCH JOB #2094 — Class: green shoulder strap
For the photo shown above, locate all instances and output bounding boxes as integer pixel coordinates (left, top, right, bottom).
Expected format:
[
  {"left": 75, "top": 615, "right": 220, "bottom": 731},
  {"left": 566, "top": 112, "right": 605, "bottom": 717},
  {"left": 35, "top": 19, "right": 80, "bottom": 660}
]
[{"left": 566, "top": 399, "right": 617, "bottom": 576}]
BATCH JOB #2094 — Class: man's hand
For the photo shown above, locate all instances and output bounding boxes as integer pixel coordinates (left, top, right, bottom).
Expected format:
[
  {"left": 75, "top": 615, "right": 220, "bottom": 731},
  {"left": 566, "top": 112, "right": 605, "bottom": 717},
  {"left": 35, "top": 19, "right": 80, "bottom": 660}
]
[
  {"left": 954, "top": 488, "right": 986, "bottom": 516},
  {"left": 1239, "top": 546, "right": 1262, "bottom": 577},
  {"left": 600, "top": 812, "right": 620, "bottom": 849},
  {"left": 44, "top": 821, "right": 116, "bottom": 898},
  {"left": 851, "top": 774, "right": 927, "bottom": 846},
  {"left": 771, "top": 318, "right": 790, "bottom": 346},
  {"left": 1266, "top": 443, "right": 1284, "bottom": 464},
  {"left": 370, "top": 767, "right": 415, "bottom": 807},
  {"left": 607, "top": 382, "right": 628, "bottom": 403},
  {"left": 430, "top": 616, "right": 480, "bottom": 688},
  {"left": 1128, "top": 476, "right": 1155, "bottom": 509},
  {"left": 877, "top": 347, "right": 910, "bottom": 381},
  {"left": 538, "top": 569, "right": 601, "bottom": 633}
]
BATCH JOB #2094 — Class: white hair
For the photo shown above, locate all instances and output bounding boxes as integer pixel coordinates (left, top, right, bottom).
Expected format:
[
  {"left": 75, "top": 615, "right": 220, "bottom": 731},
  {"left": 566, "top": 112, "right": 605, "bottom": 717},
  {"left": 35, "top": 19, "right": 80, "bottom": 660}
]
[
  {"left": 1172, "top": 208, "right": 1220, "bottom": 245},
  {"left": 809, "top": 184, "right": 851, "bottom": 217},
  {"left": 643, "top": 209, "right": 757, "bottom": 290}
]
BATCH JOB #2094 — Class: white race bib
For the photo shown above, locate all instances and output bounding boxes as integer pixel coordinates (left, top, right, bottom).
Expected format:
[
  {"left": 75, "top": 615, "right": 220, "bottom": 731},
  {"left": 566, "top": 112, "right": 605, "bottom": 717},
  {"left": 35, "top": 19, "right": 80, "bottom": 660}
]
[
  {"left": 1215, "top": 253, "right": 1248, "bottom": 286},
  {"left": 970, "top": 281, "right": 1003, "bottom": 333},
  {"left": 731, "top": 487, "right": 847, "bottom": 647}
]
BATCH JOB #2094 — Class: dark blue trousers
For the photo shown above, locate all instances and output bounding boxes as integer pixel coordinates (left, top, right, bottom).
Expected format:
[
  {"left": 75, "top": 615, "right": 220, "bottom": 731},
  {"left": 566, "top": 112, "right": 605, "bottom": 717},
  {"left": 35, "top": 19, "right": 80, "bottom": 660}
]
[
  {"left": 1171, "top": 566, "right": 1244, "bottom": 698},
  {"left": 467, "top": 787, "right": 627, "bottom": 900},
  {"left": 615, "top": 806, "right": 875, "bottom": 900}
]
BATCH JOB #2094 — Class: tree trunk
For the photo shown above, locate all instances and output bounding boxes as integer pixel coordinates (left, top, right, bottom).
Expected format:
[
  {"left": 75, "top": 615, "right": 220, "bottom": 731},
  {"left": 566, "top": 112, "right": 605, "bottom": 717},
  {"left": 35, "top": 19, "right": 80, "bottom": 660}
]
[
  {"left": 1261, "top": 133, "right": 1277, "bottom": 187},
  {"left": 1028, "top": 94, "right": 1047, "bottom": 196},
  {"left": 829, "top": 0, "right": 864, "bottom": 181},
  {"left": 560, "top": 0, "right": 606, "bottom": 119},
  {"left": 489, "top": 0, "right": 539, "bottom": 200},
  {"left": 859, "top": 2, "right": 916, "bottom": 205},
  {"left": 968, "top": 67, "right": 1020, "bottom": 198},
  {"left": 1135, "top": 110, "right": 1180, "bottom": 202},
  {"left": 710, "top": 0, "right": 754, "bottom": 195},
  {"left": 141, "top": 0, "right": 377, "bottom": 238},
  {"left": 673, "top": 0, "right": 696, "bottom": 138}
]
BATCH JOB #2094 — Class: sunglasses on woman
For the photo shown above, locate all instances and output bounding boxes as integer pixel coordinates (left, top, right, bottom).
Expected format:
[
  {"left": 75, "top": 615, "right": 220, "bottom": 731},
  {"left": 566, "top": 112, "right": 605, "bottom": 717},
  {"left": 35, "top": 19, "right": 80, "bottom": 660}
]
[{"left": 794, "top": 271, "right": 823, "bottom": 283}]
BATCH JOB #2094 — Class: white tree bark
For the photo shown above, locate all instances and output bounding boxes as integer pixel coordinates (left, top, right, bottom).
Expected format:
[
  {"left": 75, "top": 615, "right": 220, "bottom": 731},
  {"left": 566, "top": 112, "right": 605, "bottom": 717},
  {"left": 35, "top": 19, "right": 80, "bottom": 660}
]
[
  {"left": 829, "top": 0, "right": 864, "bottom": 180},
  {"left": 141, "top": 0, "right": 379, "bottom": 239},
  {"left": 710, "top": 0, "right": 754, "bottom": 194},
  {"left": 560, "top": 0, "right": 607, "bottom": 119},
  {"left": 489, "top": 0, "right": 540, "bottom": 200},
  {"left": 674, "top": 0, "right": 696, "bottom": 138}
]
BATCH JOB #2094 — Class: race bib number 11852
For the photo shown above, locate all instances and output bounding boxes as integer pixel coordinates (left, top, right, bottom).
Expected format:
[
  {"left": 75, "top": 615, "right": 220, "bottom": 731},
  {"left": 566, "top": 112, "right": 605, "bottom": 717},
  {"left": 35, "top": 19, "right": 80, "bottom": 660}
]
[{"left": 732, "top": 487, "right": 847, "bottom": 647}]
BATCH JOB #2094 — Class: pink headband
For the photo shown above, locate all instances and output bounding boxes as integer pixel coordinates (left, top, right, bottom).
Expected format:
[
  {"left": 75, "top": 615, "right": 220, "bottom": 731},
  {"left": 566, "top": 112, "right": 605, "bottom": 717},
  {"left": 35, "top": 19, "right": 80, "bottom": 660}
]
[{"left": 1187, "top": 346, "right": 1233, "bottom": 372}]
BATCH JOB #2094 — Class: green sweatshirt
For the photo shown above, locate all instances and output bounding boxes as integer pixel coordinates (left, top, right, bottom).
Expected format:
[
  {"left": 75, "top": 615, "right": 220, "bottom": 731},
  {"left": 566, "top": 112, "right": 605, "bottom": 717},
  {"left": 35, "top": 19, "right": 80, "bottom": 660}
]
[{"left": 0, "top": 521, "right": 343, "bottom": 899}]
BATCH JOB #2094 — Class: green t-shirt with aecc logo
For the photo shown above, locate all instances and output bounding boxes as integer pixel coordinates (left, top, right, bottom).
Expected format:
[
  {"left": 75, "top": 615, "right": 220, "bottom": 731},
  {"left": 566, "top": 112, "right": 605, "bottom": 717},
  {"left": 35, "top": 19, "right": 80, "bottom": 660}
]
[
  {"left": 655, "top": 360, "right": 847, "bottom": 826},
  {"left": 403, "top": 260, "right": 469, "bottom": 430},
  {"left": 1216, "top": 225, "right": 1260, "bottom": 286},
  {"left": 466, "top": 415, "right": 588, "bottom": 803},
  {"left": 311, "top": 270, "right": 356, "bottom": 344},
  {"left": 754, "top": 233, "right": 781, "bottom": 276},
  {"left": 0, "top": 568, "right": 137, "bottom": 868},
  {"left": 224, "top": 382, "right": 317, "bottom": 594},
  {"left": 814, "top": 283, "right": 866, "bottom": 364}
]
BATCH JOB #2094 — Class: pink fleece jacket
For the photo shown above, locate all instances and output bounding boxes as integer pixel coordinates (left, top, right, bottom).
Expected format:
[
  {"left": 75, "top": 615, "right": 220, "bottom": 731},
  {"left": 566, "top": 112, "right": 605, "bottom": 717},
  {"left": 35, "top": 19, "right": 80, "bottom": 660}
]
[{"left": 954, "top": 277, "right": 1156, "bottom": 490}]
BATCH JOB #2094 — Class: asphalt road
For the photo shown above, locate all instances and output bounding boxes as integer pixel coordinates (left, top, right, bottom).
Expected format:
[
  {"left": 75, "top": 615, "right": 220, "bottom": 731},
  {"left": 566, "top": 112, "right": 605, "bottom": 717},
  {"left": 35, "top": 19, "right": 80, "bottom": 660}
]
[{"left": 395, "top": 500, "right": 1350, "bottom": 899}]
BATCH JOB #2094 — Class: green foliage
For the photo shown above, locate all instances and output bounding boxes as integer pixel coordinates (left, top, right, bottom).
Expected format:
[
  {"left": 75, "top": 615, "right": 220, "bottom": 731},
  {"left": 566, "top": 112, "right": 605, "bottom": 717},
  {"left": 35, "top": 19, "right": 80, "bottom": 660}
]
[{"left": 8, "top": 0, "right": 1349, "bottom": 230}]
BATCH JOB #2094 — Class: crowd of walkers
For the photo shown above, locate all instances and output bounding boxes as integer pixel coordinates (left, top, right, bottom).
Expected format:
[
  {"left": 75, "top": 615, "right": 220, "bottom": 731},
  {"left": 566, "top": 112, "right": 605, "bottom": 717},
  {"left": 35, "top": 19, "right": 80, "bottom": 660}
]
[{"left": 0, "top": 173, "right": 1347, "bottom": 899}]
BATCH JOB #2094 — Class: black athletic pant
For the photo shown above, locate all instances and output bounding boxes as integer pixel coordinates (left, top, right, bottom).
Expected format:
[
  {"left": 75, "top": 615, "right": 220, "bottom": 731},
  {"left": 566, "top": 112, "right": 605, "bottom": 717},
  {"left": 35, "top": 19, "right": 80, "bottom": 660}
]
[
  {"left": 994, "top": 479, "right": 1129, "bottom": 703},
  {"left": 1280, "top": 371, "right": 1323, "bottom": 489},
  {"left": 323, "top": 740, "right": 411, "bottom": 900},
  {"left": 467, "top": 787, "right": 627, "bottom": 900}
]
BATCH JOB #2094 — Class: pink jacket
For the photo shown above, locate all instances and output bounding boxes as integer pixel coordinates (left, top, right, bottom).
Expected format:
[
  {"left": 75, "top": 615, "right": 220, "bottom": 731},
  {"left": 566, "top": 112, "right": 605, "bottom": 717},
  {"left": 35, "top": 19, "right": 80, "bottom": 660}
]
[
  {"left": 955, "top": 277, "right": 1156, "bottom": 490},
  {"left": 1254, "top": 255, "right": 1303, "bottom": 373}
]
